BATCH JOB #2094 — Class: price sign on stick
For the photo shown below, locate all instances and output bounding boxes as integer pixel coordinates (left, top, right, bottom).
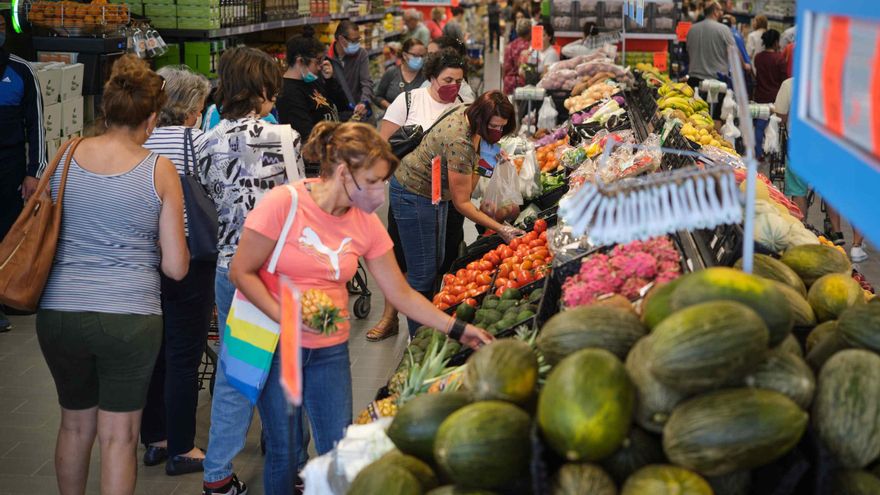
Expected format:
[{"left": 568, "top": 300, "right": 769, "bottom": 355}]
[
  {"left": 653, "top": 51, "right": 669, "bottom": 72},
  {"left": 676, "top": 21, "right": 692, "bottom": 42},
  {"left": 531, "top": 25, "right": 544, "bottom": 51},
  {"left": 279, "top": 277, "right": 302, "bottom": 406}
]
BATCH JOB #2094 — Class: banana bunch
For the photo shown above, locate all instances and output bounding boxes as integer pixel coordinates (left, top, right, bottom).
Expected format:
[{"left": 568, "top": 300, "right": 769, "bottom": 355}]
[
  {"left": 636, "top": 63, "right": 671, "bottom": 87},
  {"left": 658, "top": 95, "right": 695, "bottom": 116},
  {"left": 689, "top": 110, "right": 714, "bottom": 128},
  {"left": 657, "top": 82, "right": 694, "bottom": 98}
]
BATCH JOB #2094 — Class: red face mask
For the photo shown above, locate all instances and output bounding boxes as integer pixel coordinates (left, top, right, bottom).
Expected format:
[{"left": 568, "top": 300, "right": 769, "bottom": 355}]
[
  {"left": 437, "top": 83, "right": 461, "bottom": 103},
  {"left": 485, "top": 128, "right": 505, "bottom": 144}
]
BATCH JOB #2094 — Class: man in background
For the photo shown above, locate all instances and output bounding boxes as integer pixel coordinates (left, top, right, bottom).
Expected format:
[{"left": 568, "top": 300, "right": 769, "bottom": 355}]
[
  {"left": 0, "top": 12, "right": 46, "bottom": 331},
  {"left": 403, "top": 9, "right": 430, "bottom": 46},
  {"left": 330, "top": 20, "right": 373, "bottom": 122},
  {"left": 442, "top": 6, "right": 466, "bottom": 43},
  {"left": 686, "top": 1, "right": 735, "bottom": 122},
  {"left": 487, "top": 0, "right": 501, "bottom": 52}
]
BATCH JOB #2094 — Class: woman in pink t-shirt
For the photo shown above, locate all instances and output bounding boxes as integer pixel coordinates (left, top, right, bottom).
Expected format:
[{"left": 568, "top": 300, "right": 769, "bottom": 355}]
[{"left": 229, "top": 122, "right": 493, "bottom": 467}]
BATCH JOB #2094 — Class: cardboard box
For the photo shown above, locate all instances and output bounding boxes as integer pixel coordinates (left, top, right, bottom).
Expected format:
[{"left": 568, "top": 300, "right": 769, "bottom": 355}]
[
  {"left": 61, "top": 97, "right": 84, "bottom": 136},
  {"left": 33, "top": 62, "right": 63, "bottom": 104},
  {"left": 43, "top": 102, "right": 62, "bottom": 141},
  {"left": 59, "top": 63, "right": 84, "bottom": 100}
]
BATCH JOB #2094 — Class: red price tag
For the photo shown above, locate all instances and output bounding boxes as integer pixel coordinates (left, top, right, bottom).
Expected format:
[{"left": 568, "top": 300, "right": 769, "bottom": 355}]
[
  {"left": 431, "top": 155, "right": 442, "bottom": 205},
  {"left": 822, "top": 16, "right": 851, "bottom": 136},
  {"left": 531, "top": 25, "right": 544, "bottom": 51},
  {"left": 653, "top": 51, "right": 668, "bottom": 72},
  {"left": 871, "top": 34, "right": 880, "bottom": 157},
  {"left": 279, "top": 279, "right": 302, "bottom": 406},
  {"left": 676, "top": 21, "right": 692, "bottom": 42}
]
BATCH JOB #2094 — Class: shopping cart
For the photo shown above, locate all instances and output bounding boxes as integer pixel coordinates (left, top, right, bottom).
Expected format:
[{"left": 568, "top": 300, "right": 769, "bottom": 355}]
[
  {"left": 767, "top": 122, "right": 788, "bottom": 192},
  {"left": 347, "top": 261, "right": 372, "bottom": 319},
  {"left": 467, "top": 41, "right": 485, "bottom": 96},
  {"left": 199, "top": 307, "right": 221, "bottom": 396}
]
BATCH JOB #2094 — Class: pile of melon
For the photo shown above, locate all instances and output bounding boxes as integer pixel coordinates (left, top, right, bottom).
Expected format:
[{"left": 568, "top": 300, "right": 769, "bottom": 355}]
[{"left": 345, "top": 243, "right": 880, "bottom": 494}]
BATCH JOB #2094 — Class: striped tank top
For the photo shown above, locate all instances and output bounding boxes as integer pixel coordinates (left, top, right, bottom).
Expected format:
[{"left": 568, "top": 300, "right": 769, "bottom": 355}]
[{"left": 40, "top": 149, "right": 163, "bottom": 315}]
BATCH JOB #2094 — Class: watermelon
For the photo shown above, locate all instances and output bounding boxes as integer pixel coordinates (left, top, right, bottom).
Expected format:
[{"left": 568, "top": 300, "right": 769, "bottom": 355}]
[
  {"left": 808, "top": 273, "right": 863, "bottom": 322},
  {"left": 813, "top": 350, "right": 880, "bottom": 469},
  {"left": 780, "top": 244, "right": 851, "bottom": 287},
  {"left": 537, "top": 348, "right": 635, "bottom": 461},
  {"left": 736, "top": 253, "right": 807, "bottom": 296},
  {"left": 434, "top": 401, "right": 531, "bottom": 489},
  {"left": 663, "top": 388, "right": 808, "bottom": 476},
  {"left": 771, "top": 280, "right": 817, "bottom": 327},
  {"left": 620, "top": 465, "right": 713, "bottom": 495},
  {"left": 374, "top": 450, "right": 439, "bottom": 491},
  {"left": 537, "top": 305, "right": 646, "bottom": 364},
  {"left": 641, "top": 276, "right": 687, "bottom": 330},
  {"left": 807, "top": 320, "right": 839, "bottom": 353},
  {"left": 648, "top": 301, "right": 770, "bottom": 393},
  {"left": 806, "top": 329, "right": 851, "bottom": 372},
  {"left": 832, "top": 470, "right": 880, "bottom": 495},
  {"left": 743, "top": 349, "right": 815, "bottom": 409},
  {"left": 551, "top": 463, "right": 617, "bottom": 495},
  {"left": 426, "top": 488, "right": 498, "bottom": 495},
  {"left": 463, "top": 340, "right": 537, "bottom": 407},
  {"left": 601, "top": 426, "right": 666, "bottom": 484},
  {"left": 387, "top": 392, "right": 471, "bottom": 463},
  {"left": 774, "top": 333, "right": 803, "bottom": 357},
  {"left": 670, "top": 267, "right": 793, "bottom": 346},
  {"left": 706, "top": 471, "right": 752, "bottom": 495},
  {"left": 839, "top": 302, "right": 880, "bottom": 353},
  {"left": 347, "top": 463, "right": 422, "bottom": 495},
  {"left": 625, "top": 337, "right": 686, "bottom": 433}
]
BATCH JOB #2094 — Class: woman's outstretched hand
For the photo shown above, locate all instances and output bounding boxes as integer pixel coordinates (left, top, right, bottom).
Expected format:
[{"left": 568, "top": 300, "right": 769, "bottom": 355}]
[{"left": 459, "top": 324, "right": 494, "bottom": 350}]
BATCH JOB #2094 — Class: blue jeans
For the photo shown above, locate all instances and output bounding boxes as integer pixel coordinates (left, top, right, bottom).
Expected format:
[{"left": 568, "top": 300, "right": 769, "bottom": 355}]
[
  {"left": 205, "top": 266, "right": 302, "bottom": 494},
  {"left": 292, "top": 343, "right": 353, "bottom": 456},
  {"left": 389, "top": 177, "right": 448, "bottom": 335}
]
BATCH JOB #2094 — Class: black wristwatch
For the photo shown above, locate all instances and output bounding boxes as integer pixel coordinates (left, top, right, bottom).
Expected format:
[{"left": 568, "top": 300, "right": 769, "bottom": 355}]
[{"left": 449, "top": 318, "right": 467, "bottom": 342}]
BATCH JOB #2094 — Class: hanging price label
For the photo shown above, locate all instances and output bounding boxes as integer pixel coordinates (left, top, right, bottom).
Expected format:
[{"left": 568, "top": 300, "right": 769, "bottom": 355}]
[
  {"left": 676, "top": 21, "right": 692, "bottom": 42},
  {"left": 531, "top": 25, "right": 544, "bottom": 51},
  {"left": 431, "top": 155, "right": 442, "bottom": 204},
  {"left": 653, "top": 51, "right": 669, "bottom": 72}
]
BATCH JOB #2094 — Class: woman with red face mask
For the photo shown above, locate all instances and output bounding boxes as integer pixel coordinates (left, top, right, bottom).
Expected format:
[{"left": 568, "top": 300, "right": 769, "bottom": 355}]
[{"left": 389, "top": 90, "right": 525, "bottom": 337}]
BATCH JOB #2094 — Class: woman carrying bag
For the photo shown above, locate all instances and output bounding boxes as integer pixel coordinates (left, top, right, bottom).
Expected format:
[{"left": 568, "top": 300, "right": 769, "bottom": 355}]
[
  {"left": 389, "top": 90, "right": 524, "bottom": 336},
  {"left": 229, "top": 121, "right": 492, "bottom": 484}
]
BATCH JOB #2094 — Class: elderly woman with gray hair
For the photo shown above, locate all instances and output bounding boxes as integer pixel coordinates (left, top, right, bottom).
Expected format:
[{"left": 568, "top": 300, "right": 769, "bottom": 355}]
[{"left": 139, "top": 65, "right": 215, "bottom": 476}]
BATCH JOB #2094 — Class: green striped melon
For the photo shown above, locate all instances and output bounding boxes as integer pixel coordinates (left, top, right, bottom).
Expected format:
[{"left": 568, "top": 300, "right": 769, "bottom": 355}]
[
  {"left": 774, "top": 333, "right": 803, "bottom": 357},
  {"left": 434, "top": 401, "right": 531, "bottom": 489},
  {"left": 839, "top": 301, "right": 880, "bottom": 353},
  {"left": 813, "top": 350, "right": 880, "bottom": 468},
  {"left": 551, "top": 463, "right": 617, "bottom": 495},
  {"left": 426, "top": 487, "right": 498, "bottom": 495},
  {"left": 537, "top": 348, "right": 635, "bottom": 461},
  {"left": 621, "top": 465, "right": 713, "bottom": 495},
  {"left": 780, "top": 244, "right": 851, "bottom": 287},
  {"left": 601, "top": 426, "right": 666, "bottom": 484},
  {"left": 641, "top": 276, "right": 687, "bottom": 330},
  {"left": 648, "top": 301, "right": 770, "bottom": 393},
  {"left": 373, "top": 450, "right": 439, "bottom": 491},
  {"left": 625, "top": 337, "right": 686, "bottom": 433},
  {"left": 736, "top": 253, "right": 807, "bottom": 296},
  {"left": 806, "top": 320, "right": 838, "bottom": 353},
  {"left": 832, "top": 470, "right": 880, "bottom": 495},
  {"left": 387, "top": 392, "right": 471, "bottom": 463},
  {"left": 663, "top": 388, "right": 807, "bottom": 476},
  {"left": 347, "top": 463, "right": 422, "bottom": 495},
  {"left": 706, "top": 471, "right": 752, "bottom": 495},
  {"left": 537, "top": 305, "right": 646, "bottom": 365},
  {"left": 670, "top": 267, "right": 793, "bottom": 346},
  {"left": 806, "top": 329, "right": 851, "bottom": 372},
  {"left": 463, "top": 340, "right": 537, "bottom": 407},
  {"left": 743, "top": 349, "right": 815, "bottom": 409},
  {"left": 808, "top": 273, "right": 863, "bottom": 322},
  {"left": 771, "top": 280, "right": 816, "bottom": 327}
]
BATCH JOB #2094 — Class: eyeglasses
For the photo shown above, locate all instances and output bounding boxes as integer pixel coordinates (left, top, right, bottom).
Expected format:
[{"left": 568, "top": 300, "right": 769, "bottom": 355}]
[
  {"left": 406, "top": 51, "right": 426, "bottom": 57},
  {"left": 343, "top": 35, "right": 362, "bottom": 43}
]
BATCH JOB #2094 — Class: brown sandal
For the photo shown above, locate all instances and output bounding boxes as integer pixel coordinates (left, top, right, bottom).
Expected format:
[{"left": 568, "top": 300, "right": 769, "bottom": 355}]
[{"left": 366, "top": 315, "right": 399, "bottom": 342}]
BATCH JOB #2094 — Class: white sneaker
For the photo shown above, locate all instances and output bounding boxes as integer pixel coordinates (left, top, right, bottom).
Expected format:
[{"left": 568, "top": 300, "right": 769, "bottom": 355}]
[{"left": 851, "top": 245, "right": 869, "bottom": 263}]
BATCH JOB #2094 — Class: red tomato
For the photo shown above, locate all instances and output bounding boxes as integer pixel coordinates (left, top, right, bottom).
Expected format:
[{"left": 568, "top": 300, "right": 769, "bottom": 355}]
[
  {"left": 514, "top": 270, "right": 531, "bottom": 284},
  {"left": 495, "top": 287, "right": 505, "bottom": 297},
  {"left": 432, "top": 293, "right": 444, "bottom": 305},
  {"left": 498, "top": 263, "right": 512, "bottom": 278},
  {"left": 529, "top": 239, "right": 544, "bottom": 248},
  {"left": 500, "top": 246, "right": 514, "bottom": 258},
  {"left": 466, "top": 288, "right": 482, "bottom": 298},
  {"left": 466, "top": 261, "right": 479, "bottom": 271},
  {"left": 510, "top": 238, "right": 521, "bottom": 249},
  {"left": 476, "top": 272, "right": 493, "bottom": 285},
  {"left": 484, "top": 252, "right": 501, "bottom": 266},
  {"left": 534, "top": 218, "right": 548, "bottom": 233},
  {"left": 494, "top": 277, "right": 509, "bottom": 288},
  {"left": 477, "top": 260, "right": 493, "bottom": 271},
  {"left": 520, "top": 259, "right": 534, "bottom": 271},
  {"left": 478, "top": 284, "right": 491, "bottom": 292},
  {"left": 441, "top": 293, "right": 457, "bottom": 305},
  {"left": 456, "top": 269, "right": 468, "bottom": 280},
  {"left": 438, "top": 302, "right": 450, "bottom": 311},
  {"left": 464, "top": 297, "right": 478, "bottom": 307},
  {"left": 442, "top": 274, "right": 456, "bottom": 287},
  {"left": 449, "top": 284, "right": 466, "bottom": 296},
  {"left": 525, "top": 231, "right": 538, "bottom": 242},
  {"left": 465, "top": 282, "right": 478, "bottom": 291},
  {"left": 505, "top": 280, "right": 519, "bottom": 290},
  {"left": 539, "top": 231, "right": 548, "bottom": 241}
]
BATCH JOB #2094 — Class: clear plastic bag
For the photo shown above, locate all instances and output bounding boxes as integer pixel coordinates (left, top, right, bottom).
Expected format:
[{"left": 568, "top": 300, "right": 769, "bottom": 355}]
[
  {"left": 720, "top": 90, "right": 737, "bottom": 121},
  {"left": 480, "top": 158, "right": 523, "bottom": 222},
  {"left": 537, "top": 96, "right": 559, "bottom": 130},
  {"left": 721, "top": 113, "right": 741, "bottom": 143},
  {"left": 518, "top": 150, "right": 541, "bottom": 200},
  {"left": 763, "top": 115, "right": 781, "bottom": 154}
]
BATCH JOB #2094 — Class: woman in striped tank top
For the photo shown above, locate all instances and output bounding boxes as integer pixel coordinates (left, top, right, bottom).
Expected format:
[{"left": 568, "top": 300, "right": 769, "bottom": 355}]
[
  {"left": 140, "top": 66, "right": 214, "bottom": 475},
  {"left": 37, "top": 55, "right": 189, "bottom": 494}
]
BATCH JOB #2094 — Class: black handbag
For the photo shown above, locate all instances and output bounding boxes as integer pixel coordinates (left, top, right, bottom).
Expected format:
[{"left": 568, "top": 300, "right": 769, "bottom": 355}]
[
  {"left": 180, "top": 127, "right": 219, "bottom": 261},
  {"left": 388, "top": 93, "right": 464, "bottom": 159}
]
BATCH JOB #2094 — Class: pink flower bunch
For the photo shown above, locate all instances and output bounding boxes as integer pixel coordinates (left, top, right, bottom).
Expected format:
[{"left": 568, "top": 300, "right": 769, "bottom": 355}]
[{"left": 562, "top": 236, "right": 682, "bottom": 307}]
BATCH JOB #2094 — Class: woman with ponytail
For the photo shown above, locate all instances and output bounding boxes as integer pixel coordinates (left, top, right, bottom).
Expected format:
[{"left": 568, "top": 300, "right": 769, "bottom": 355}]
[
  {"left": 36, "top": 54, "right": 189, "bottom": 495},
  {"left": 226, "top": 121, "right": 492, "bottom": 489}
]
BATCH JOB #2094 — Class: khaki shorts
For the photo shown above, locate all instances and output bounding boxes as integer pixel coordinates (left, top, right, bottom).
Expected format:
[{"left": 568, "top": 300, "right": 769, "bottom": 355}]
[{"left": 36, "top": 310, "right": 162, "bottom": 412}]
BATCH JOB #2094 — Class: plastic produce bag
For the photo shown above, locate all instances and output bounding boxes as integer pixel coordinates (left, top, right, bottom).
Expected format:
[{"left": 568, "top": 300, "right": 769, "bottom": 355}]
[
  {"left": 537, "top": 96, "right": 559, "bottom": 130},
  {"left": 721, "top": 113, "right": 741, "bottom": 144},
  {"left": 720, "top": 90, "right": 737, "bottom": 121},
  {"left": 480, "top": 158, "right": 523, "bottom": 222},
  {"left": 763, "top": 115, "right": 781, "bottom": 154},
  {"left": 518, "top": 149, "right": 541, "bottom": 200}
]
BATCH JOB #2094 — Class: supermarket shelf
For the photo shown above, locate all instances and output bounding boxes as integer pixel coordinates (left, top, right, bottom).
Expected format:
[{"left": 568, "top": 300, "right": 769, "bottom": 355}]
[
  {"left": 556, "top": 31, "right": 583, "bottom": 38},
  {"left": 160, "top": 9, "right": 400, "bottom": 39},
  {"left": 383, "top": 30, "right": 405, "bottom": 39},
  {"left": 730, "top": 10, "right": 795, "bottom": 23},
  {"left": 622, "top": 32, "right": 677, "bottom": 41},
  {"left": 367, "top": 47, "right": 383, "bottom": 57}
]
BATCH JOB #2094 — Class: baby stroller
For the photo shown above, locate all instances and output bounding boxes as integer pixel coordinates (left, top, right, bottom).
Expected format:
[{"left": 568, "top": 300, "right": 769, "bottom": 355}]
[{"left": 347, "top": 261, "right": 372, "bottom": 319}]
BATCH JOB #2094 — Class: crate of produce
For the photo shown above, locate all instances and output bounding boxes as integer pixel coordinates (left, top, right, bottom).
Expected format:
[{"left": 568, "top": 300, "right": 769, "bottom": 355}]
[{"left": 143, "top": 3, "right": 175, "bottom": 18}]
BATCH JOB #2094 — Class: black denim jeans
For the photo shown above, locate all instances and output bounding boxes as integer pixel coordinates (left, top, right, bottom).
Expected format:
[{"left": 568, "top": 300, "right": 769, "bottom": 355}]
[{"left": 140, "top": 258, "right": 216, "bottom": 456}]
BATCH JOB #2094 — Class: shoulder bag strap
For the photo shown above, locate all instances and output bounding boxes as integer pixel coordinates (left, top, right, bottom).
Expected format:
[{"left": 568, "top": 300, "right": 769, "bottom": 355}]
[
  {"left": 424, "top": 103, "right": 469, "bottom": 136},
  {"left": 267, "top": 184, "right": 299, "bottom": 274},
  {"left": 278, "top": 124, "right": 301, "bottom": 182},
  {"left": 50, "top": 137, "right": 84, "bottom": 208},
  {"left": 404, "top": 90, "right": 412, "bottom": 119},
  {"left": 183, "top": 127, "right": 194, "bottom": 175}
]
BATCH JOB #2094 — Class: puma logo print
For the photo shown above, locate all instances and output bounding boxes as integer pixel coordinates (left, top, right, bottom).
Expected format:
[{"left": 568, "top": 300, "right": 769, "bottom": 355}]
[{"left": 299, "top": 227, "right": 351, "bottom": 280}]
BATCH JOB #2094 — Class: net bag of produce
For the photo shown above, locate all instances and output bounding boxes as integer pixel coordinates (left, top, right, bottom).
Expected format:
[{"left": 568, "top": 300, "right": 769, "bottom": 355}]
[{"left": 480, "top": 158, "right": 523, "bottom": 222}]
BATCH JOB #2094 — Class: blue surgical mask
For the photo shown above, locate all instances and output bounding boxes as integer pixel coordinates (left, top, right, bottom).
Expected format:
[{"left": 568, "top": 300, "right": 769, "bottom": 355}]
[
  {"left": 406, "top": 56, "right": 424, "bottom": 71},
  {"left": 301, "top": 66, "right": 318, "bottom": 83},
  {"left": 344, "top": 42, "right": 361, "bottom": 55}
]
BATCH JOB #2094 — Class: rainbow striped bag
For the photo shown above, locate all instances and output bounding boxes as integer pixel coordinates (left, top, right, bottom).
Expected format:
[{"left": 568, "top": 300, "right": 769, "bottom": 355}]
[{"left": 220, "top": 185, "right": 299, "bottom": 404}]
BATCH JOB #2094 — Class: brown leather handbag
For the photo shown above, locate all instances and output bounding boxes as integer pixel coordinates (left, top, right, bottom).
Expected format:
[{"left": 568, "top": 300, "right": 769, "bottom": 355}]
[{"left": 0, "top": 137, "right": 83, "bottom": 311}]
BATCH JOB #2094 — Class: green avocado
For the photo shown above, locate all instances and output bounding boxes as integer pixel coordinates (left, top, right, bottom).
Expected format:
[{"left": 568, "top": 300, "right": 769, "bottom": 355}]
[
  {"left": 475, "top": 309, "right": 503, "bottom": 324},
  {"left": 455, "top": 303, "right": 476, "bottom": 323},
  {"left": 501, "top": 288, "right": 522, "bottom": 301}
]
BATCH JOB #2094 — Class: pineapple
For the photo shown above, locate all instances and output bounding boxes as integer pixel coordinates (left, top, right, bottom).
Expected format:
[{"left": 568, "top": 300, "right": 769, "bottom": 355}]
[
  {"left": 515, "top": 324, "right": 550, "bottom": 384},
  {"left": 396, "top": 331, "right": 455, "bottom": 406},
  {"left": 301, "top": 289, "right": 344, "bottom": 335}
]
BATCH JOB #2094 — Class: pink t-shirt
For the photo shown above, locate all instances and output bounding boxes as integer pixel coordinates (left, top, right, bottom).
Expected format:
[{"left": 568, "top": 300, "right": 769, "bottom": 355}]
[{"left": 244, "top": 179, "right": 393, "bottom": 349}]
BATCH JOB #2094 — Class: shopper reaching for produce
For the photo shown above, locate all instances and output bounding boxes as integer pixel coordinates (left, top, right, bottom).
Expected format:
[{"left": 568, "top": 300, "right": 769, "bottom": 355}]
[
  {"left": 228, "top": 121, "right": 493, "bottom": 483},
  {"left": 390, "top": 90, "right": 525, "bottom": 336}
]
